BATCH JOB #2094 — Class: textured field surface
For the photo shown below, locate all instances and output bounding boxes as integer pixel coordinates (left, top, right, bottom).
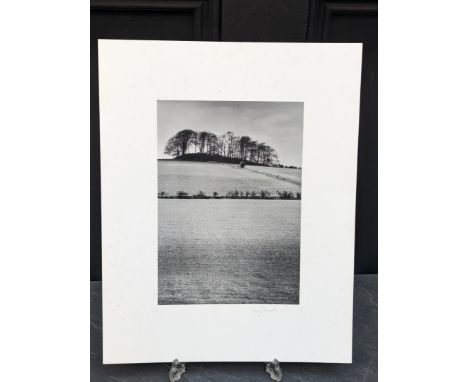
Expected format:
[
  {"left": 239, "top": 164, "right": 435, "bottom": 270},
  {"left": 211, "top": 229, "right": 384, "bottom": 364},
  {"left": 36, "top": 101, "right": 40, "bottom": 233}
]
[
  {"left": 158, "top": 160, "right": 301, "bottom": 195},
  {"left": 245, "top": 165, "right": 302, "bottom": 185},
  {"left": 158, "top": 199, "right": 300, "bottom": 304}
]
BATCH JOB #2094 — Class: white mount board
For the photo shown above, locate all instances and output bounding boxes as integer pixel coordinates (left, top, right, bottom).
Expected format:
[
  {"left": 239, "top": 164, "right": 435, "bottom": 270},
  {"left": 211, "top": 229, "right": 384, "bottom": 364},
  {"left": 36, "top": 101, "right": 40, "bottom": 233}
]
[{"left": 98, "top": 40, "right": 362, "bottom": 364}]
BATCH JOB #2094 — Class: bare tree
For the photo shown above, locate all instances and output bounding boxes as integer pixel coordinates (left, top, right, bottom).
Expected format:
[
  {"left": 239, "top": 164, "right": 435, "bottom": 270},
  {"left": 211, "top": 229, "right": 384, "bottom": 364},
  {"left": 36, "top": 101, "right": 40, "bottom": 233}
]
[
  {"left": 225, "top": 131, "right": 235, "bottom": 158},
  {"left": 164, "top": 136, "right": 182, "bottom": 157},
  {"left": 247, "top": 140, "right": 258, "bottom": 163},
  {"left": 239, "top": 136, "right": 251, "bottom": 160},
  {"left": 209, "top": 133, "right": 219, "bottom": 155},
  {"left": 198, "top": 131, "right": 210, "bottom": 153},
  {"left": 177, "top": 129, "right": 197, "bottom": 155}
]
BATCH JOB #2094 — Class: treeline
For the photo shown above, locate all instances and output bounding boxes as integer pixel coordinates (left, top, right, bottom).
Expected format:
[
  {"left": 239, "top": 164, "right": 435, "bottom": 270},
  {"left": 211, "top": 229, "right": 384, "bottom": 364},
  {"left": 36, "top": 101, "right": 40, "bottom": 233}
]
[
  {"left": 164, "top": 129, "right": 279, "bottom": 166},
  {"left": 158, "top": 190, "right": 301, "bottom": 200}
]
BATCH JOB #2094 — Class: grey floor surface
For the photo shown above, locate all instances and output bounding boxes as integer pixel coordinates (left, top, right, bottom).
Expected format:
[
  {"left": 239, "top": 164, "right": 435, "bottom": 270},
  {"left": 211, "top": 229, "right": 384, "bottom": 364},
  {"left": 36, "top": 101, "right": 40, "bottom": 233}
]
[{"left": 91, "top": 275, "right": 377, "bottom": 381}]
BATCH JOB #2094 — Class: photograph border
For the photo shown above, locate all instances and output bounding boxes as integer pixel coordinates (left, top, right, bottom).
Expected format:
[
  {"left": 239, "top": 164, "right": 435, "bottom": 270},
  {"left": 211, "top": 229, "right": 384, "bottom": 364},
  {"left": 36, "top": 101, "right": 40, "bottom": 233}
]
[{"left": 156, "top": 99, "right": 304, "bottom": 306}]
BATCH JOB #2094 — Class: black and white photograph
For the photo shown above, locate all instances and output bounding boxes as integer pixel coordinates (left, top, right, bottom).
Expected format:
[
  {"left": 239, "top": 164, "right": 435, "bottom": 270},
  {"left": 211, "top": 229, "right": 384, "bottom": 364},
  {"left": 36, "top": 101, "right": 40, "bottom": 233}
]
[{"left": 157, "top": 100, "right": 304, "bottom": 305}]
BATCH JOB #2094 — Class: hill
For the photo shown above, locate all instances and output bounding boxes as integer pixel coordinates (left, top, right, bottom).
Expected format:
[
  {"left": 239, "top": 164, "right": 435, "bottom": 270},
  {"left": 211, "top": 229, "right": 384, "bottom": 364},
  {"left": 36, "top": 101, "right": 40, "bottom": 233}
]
[
  {"left": 173, "top": 153, "right": 264, "bottom": 166},
  {"left": 158, "top": 160, "right": 301, "bottom": 195}
]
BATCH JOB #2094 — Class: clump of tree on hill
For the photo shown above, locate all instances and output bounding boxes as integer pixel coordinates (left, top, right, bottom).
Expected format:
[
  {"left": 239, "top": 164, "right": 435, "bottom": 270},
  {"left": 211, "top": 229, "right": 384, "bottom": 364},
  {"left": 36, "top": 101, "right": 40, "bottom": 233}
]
[{"left": 164, "top": 129, "right": 279, "bottom": 166}]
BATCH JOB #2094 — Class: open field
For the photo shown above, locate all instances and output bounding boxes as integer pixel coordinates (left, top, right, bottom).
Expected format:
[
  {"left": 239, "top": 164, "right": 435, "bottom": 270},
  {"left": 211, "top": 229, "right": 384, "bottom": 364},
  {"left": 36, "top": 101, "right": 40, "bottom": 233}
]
[
  {"left": 158, "top": 160, "right": 301, "bottom": 195},
  {"left": 158, "top": 199, "right": 301, "bottom": 304},
  {"left": 245, "top": 165, "right": 302, "bottom": 185}
]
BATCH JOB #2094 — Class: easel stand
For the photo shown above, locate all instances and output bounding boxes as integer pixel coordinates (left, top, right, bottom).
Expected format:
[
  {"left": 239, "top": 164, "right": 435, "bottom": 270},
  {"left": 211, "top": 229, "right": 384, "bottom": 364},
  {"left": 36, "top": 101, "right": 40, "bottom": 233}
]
[
  {"left": 168, "top": 359, "right": 185, "bottom": 382},
  {"left": 266, "top": 359, "right": 283, "bottom": 381},
  {"left": 168, "top": 359, "right": 283, "bottom": 381}
]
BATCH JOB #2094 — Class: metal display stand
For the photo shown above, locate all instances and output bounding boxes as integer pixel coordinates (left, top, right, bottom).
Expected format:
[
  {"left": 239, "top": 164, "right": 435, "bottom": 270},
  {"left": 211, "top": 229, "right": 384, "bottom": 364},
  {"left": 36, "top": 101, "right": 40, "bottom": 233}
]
[
  {"left": 169, "top": 359, "right": 185, "bottom": 382},
  {"left": 266, "top": 359, "right": 283, "bottom": 381},
  {"left": 168, "top": 359, "right": 282, "bottom": 381}
]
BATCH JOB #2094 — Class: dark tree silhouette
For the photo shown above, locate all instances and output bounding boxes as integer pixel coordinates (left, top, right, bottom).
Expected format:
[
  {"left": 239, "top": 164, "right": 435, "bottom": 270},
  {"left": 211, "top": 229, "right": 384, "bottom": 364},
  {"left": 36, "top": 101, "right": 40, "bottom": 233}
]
[
  {"left": 198, "top": 131, "right": 210, "bottom": 153},
  {"left": 239, "top": 136, "right": 251, "bottom": 160},
  {"left": 206, "top": 133, "right": 218, "bottom": 155},
  {"left": 164, "top": 129, "right": 280, "bottom": 166},
  {"left": 164, "top": 136, "right": 182, "bottom": 157},
  {"left": 164, "top": 129, "right": 197, "bottom": 156}
]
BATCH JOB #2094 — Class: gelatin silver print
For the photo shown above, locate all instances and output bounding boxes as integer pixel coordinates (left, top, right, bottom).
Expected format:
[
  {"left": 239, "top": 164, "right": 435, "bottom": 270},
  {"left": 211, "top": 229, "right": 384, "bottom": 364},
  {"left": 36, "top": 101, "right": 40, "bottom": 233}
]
[{"left": 158, "top": 100, "right": 303, "bottom": 305}]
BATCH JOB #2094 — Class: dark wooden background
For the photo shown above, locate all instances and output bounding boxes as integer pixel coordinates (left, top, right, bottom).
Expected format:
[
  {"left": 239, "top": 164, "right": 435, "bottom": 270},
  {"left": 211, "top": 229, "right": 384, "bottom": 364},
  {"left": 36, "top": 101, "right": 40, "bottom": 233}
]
[{"left": 91, "top": 0, "right": 378, "bottom": 281}]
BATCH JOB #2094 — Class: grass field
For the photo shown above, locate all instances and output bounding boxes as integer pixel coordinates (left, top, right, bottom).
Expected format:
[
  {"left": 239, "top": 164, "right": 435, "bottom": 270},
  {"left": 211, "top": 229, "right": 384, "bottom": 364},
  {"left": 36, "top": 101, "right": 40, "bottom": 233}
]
[
  {"left": 158, "top": 160, "right": 301, "bottom": 195},
  {"left": 245, "top": 165, "right": 302, "bottom": 184},
  {"left": 158, "top": 199, "right": 301, "bottom": 305}
]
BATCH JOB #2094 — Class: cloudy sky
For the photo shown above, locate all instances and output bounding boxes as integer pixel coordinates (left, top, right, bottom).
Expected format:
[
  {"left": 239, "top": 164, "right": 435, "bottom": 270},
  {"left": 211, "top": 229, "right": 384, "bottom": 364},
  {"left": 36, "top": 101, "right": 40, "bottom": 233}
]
[{"left": 157, "top": 100, "right": 303, "bottom": 167}]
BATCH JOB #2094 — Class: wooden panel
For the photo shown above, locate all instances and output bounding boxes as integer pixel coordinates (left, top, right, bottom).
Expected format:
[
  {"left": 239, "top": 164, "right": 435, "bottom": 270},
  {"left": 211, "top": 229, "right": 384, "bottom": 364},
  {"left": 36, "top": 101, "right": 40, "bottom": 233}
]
[
  {"left": 308, "top": 0, "right": 378, "bottom": 273},
  {"left": 221, "top": 0, "right": 309, "bottom": 41},
  {"left": 90, "top": 0, "right": 221, "bottom": 281},
  {"left": 306, "top": 0, "right": 377, "bottom": 41},
  {"left": 91, "top": 0, "right": 220, "bottom": 40}
]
